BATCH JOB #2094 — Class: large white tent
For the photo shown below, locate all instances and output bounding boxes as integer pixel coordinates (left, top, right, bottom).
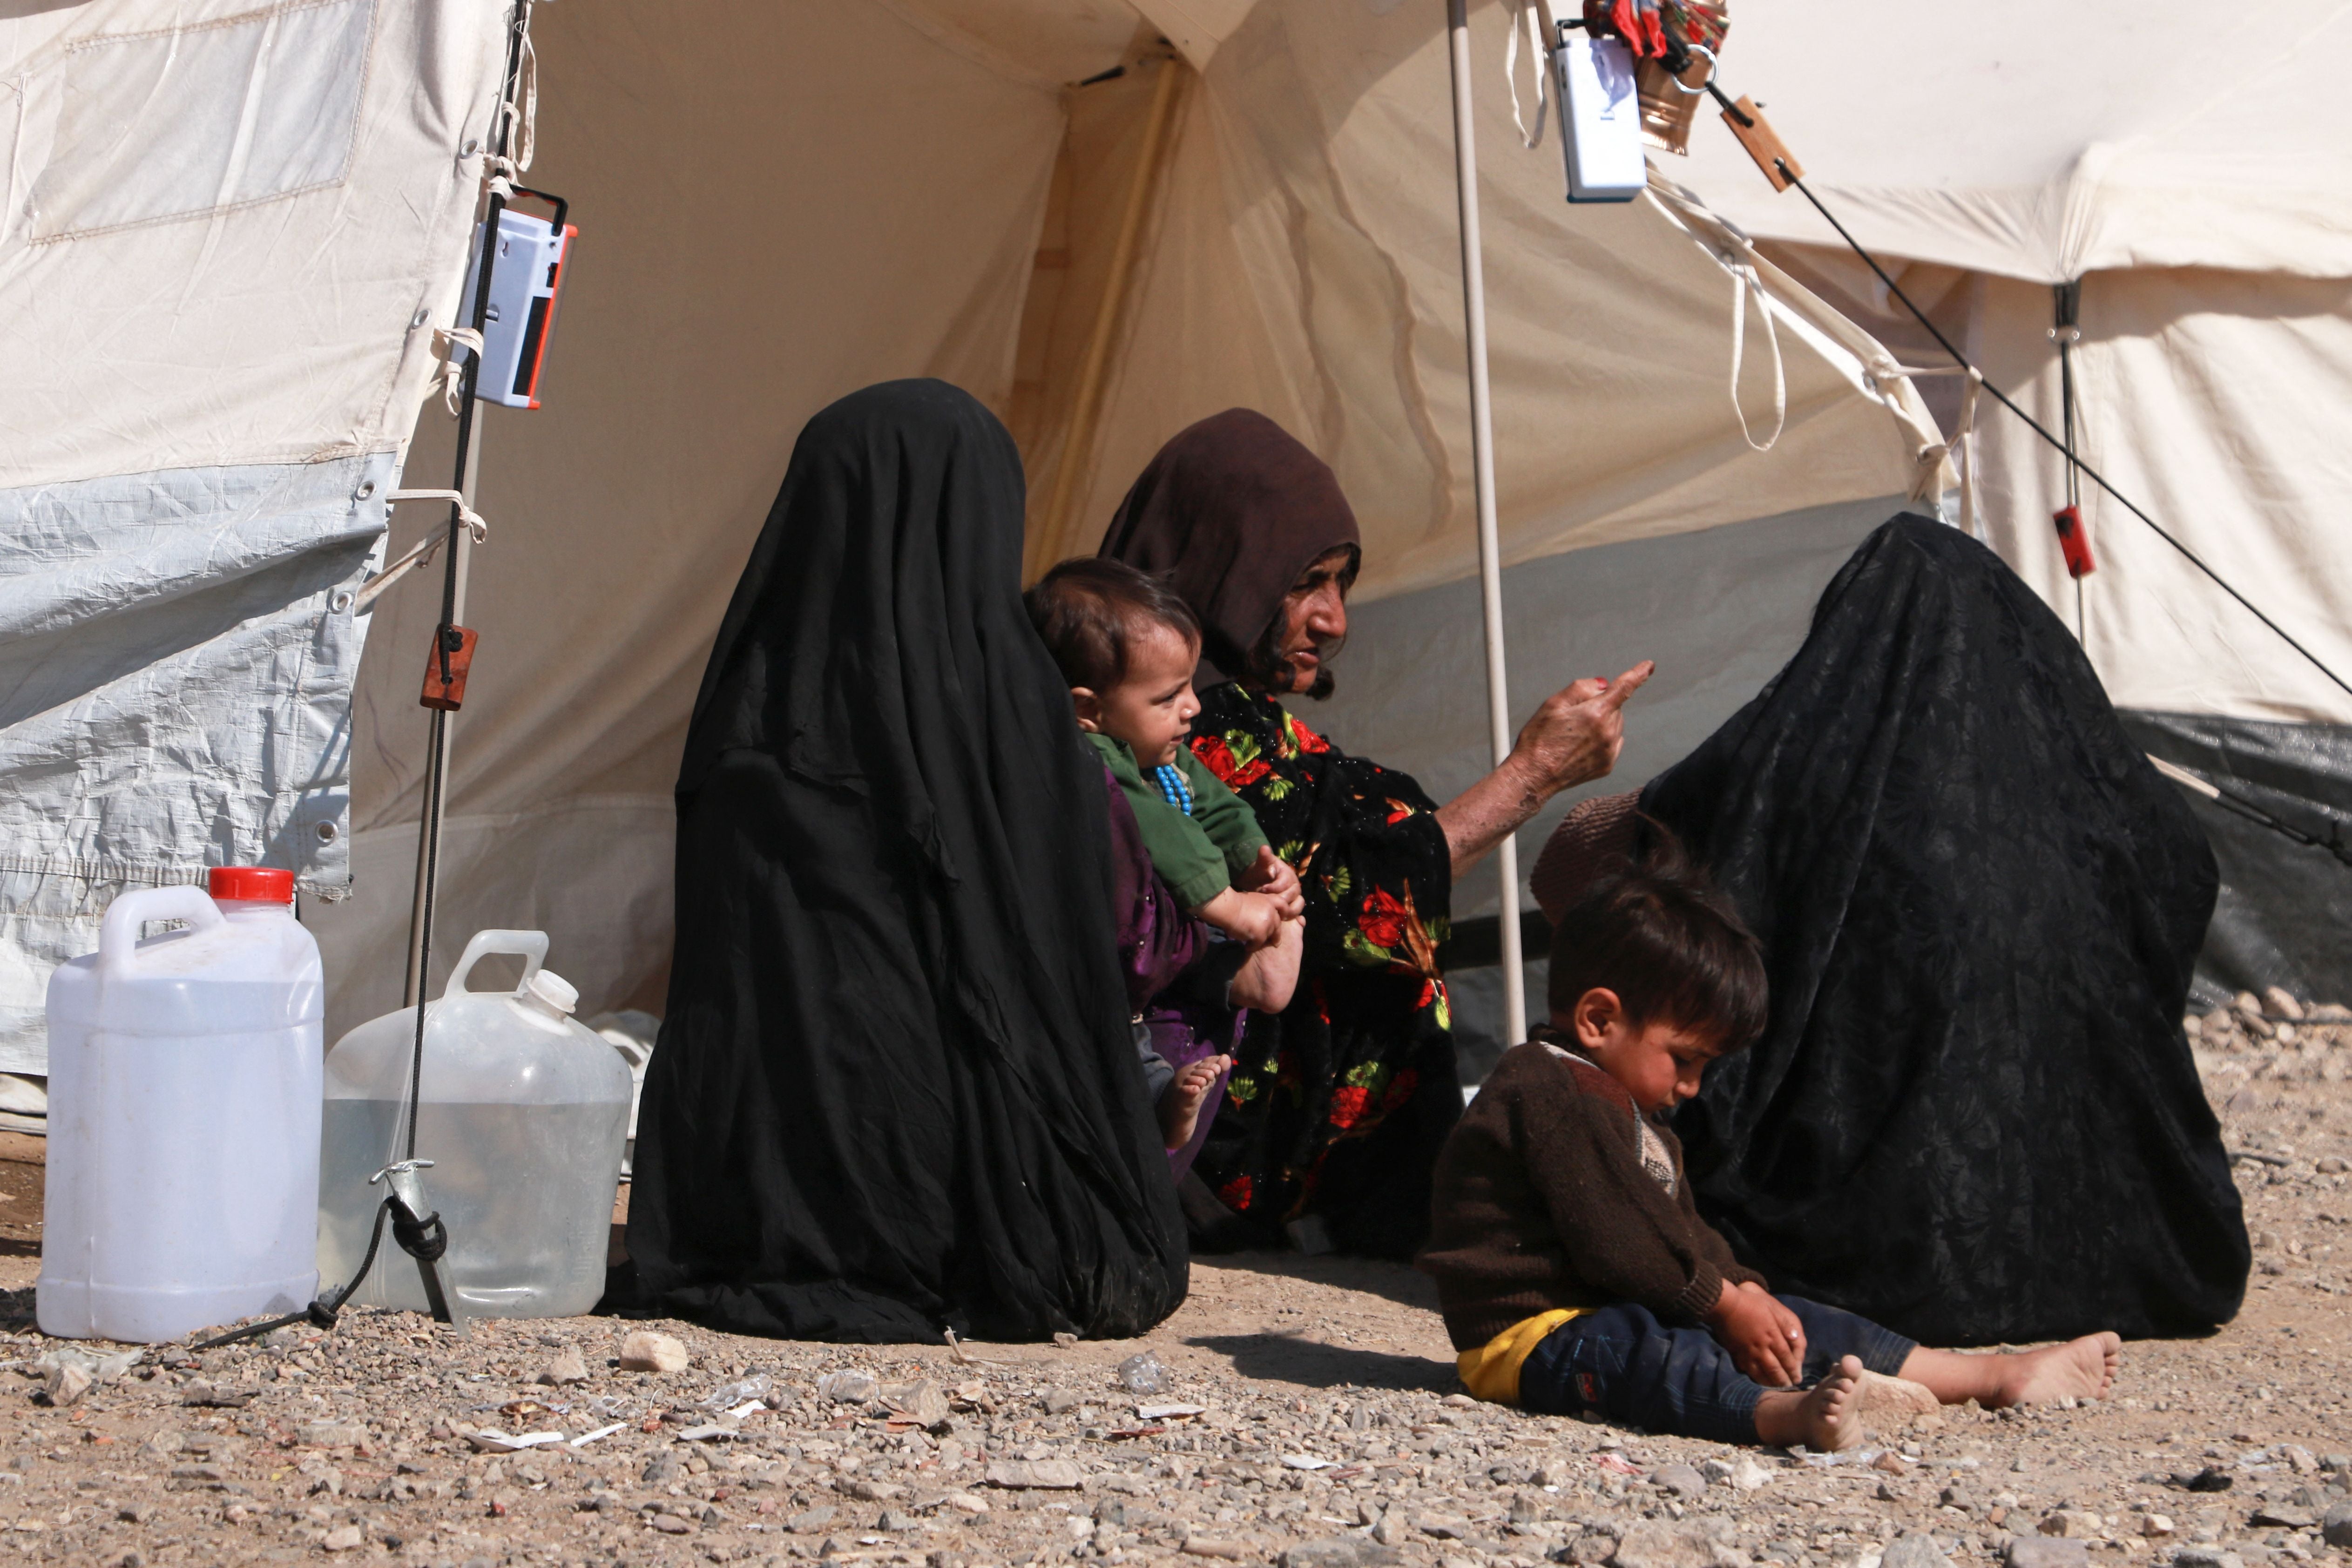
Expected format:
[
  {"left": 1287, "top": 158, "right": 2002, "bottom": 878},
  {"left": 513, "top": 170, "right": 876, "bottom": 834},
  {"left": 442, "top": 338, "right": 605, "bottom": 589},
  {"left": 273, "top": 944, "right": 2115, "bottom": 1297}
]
[
  {"left": 1656, "top": 0, "right": 2352, "bottom": 1005},
  {"left": 0, "top": 0, "right": 505, "bottom": 1072},
  {"left": 6, "top": 0, "right": 1987, "bottom": 1077}
]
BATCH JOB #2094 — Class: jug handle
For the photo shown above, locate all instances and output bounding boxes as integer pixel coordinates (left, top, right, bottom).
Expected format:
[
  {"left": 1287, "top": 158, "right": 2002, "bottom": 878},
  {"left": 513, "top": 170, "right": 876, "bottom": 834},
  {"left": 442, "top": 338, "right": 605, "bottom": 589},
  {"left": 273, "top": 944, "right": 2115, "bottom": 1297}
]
[
  {"left": 442, "top": 930, "right": 550, "bottom": 999},
  {"left": 98, "top": 885, "right": 226, "bottom": 978}
]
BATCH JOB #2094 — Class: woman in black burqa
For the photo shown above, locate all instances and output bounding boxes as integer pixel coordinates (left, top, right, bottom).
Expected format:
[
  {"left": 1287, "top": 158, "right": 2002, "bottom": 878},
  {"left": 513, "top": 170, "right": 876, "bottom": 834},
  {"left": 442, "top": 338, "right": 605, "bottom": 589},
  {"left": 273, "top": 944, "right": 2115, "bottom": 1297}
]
[
  {"left": 1539, "top": 514, "right": 2247, "bottom": 1344},
  {"left": 624, "top": 379, "right": 1187, "bottom": 1342}
]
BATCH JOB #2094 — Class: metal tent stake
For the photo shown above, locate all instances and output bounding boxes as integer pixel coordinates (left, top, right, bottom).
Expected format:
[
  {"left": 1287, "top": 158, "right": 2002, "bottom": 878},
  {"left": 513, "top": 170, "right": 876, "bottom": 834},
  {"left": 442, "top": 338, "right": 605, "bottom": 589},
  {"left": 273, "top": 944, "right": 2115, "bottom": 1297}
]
[{"left": 1446, "top": 0, "right": 1528, "bottom": 1050}]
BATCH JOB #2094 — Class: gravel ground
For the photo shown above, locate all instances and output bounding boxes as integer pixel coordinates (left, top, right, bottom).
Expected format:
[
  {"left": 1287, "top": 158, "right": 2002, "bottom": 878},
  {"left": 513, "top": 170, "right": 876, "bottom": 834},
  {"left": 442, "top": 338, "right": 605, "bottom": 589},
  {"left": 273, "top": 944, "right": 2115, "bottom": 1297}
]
[{"left": 3, "top": 989, "right": 2348, "bottom": 1568}]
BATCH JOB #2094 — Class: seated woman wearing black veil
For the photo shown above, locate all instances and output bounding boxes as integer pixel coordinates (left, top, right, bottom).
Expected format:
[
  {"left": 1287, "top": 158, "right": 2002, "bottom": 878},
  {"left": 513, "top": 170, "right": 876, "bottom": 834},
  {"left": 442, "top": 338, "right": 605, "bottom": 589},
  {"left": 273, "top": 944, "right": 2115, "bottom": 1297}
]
[
  {"left": 1530, "top": 515, "right": 2250, "bottom": 1346},
  {"left": 622, "top": 379, "right": 1192, "bottom": 1343}
]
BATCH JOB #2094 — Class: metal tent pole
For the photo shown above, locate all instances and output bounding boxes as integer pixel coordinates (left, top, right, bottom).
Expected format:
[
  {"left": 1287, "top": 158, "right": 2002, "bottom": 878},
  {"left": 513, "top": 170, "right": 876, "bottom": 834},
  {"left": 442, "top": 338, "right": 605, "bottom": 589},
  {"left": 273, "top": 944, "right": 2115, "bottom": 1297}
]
[
  {"left": 1446, "top": 0, "right": 1527, "bottom": 1049},
  {"left": 403, "top": 404, "right": 481, "bottom": 1008},
  {"left": 399, "top": 0, "right": 531, "bottom": 1021}
]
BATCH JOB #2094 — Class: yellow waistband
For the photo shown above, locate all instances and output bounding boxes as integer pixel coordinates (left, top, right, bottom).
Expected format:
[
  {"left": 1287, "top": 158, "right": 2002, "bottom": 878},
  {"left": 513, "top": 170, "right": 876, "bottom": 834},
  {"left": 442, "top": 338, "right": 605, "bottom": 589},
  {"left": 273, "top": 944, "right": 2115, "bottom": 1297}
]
[{"left": 1455, "top": 1307, "right": 1587, "bottom": 1405}]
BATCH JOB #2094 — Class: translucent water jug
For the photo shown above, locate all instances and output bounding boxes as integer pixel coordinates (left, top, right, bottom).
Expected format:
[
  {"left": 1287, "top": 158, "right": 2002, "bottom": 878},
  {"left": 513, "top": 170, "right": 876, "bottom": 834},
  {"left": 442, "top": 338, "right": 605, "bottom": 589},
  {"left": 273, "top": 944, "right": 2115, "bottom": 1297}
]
[
  {"left": 318, "top": 930, "right": 629, "bottom": 1318},
  {"left": 39, "top": 870, "right": 324, "bottom": 1342}
]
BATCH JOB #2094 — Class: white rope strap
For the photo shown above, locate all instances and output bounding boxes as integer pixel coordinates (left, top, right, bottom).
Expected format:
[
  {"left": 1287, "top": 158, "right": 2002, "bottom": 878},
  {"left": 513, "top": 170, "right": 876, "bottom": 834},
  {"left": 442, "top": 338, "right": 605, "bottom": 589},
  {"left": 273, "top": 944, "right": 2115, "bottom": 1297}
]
[
  {"left": 386, "top": 490, "right": 488, "bottom": 544},
  {"left": 1502, "top": 0, "right": 1556, "bottom": 149},
  {"left": 504, "top": 27, "right": 539, "bottom": 173},
  {"left": 353, "top": 494, "right": 488, "bottom": 612},
  {"left": 2148, "top": 754, "right": 2220, "bottom": 801},
  {"left": 1955, "top": 366, "right": 1984, "bottom": 539},
  {"left": 353, "top": 534, "right": 439, "bottom": 613},
  {"left": 479, "top": 152, "right": 520, "bottom": 199},
  {"left": 1723, "top": 246, "right": 1786, "bottom": 452},
  {"left": 430, "top": 327, "right": 483, "bottom": 417},
  {"left": 1897, "top": 365, "right": 1984, "bottom": 523}
]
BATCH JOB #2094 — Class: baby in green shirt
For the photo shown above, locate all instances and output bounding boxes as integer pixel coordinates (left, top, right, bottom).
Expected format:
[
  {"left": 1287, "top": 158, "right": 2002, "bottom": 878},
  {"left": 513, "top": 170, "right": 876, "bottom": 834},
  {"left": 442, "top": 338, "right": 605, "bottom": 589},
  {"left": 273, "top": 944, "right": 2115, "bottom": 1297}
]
[{"left": 1026, "top": 559, "right": 1303, "bottom": 948}]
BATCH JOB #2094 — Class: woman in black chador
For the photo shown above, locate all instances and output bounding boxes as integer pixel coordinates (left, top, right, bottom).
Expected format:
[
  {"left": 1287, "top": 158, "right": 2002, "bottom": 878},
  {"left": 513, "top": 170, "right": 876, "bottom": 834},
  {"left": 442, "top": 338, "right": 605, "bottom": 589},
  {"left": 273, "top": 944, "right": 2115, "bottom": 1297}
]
[
  {"left": 1618, "top": 515, "right": 2247, "bottom": 1345},
  {"left": 624, "top": 380, "right": 1186, "bottom": 1342},
  {"left": 1101, "top": 410, "right": 1649, "bottom": 1258}
]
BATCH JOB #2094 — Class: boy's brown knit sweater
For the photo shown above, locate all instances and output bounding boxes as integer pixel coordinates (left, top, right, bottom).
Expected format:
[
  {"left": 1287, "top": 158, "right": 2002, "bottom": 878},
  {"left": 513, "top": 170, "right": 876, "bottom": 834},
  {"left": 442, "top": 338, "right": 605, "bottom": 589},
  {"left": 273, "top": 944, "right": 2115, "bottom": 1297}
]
[{"left": 1417, "top": 1036, "right": 1765, "bottom": 1351}]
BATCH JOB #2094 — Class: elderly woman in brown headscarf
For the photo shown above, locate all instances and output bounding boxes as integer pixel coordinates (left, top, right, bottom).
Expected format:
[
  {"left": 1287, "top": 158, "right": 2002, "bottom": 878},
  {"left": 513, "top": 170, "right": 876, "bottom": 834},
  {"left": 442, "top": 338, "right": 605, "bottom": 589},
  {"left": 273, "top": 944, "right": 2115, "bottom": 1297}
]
[{"left": 1103, "top": 410, "right": 1650, "bottom": 1257}]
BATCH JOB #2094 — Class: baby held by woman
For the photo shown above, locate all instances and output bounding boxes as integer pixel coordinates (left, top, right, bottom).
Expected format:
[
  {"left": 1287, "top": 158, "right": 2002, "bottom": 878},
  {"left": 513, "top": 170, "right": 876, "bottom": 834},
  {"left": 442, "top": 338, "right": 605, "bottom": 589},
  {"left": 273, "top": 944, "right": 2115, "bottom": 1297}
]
[
  {"left": 1027, "top": 559, "right": 1305, "bottom": 1153},
  {"left": 1419, "top": 831, "right": 2121, "bottom": 1448}
]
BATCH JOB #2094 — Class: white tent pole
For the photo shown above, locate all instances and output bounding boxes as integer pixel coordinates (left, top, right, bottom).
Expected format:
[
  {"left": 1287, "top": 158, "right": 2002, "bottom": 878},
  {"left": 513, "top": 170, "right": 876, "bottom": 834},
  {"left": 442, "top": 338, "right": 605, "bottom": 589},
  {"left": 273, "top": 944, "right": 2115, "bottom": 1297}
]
[{"left": 1446, "top": 0, "right": 1526, "bottom": 1049}]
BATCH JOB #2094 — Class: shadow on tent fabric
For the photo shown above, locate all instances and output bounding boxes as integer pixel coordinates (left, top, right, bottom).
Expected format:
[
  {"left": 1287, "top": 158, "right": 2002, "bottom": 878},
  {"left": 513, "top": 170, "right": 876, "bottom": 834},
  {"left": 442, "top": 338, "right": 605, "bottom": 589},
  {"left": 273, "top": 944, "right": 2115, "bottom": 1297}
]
[{"left": 1640, "top": 514, "right": 2248, "bottom": 1345}]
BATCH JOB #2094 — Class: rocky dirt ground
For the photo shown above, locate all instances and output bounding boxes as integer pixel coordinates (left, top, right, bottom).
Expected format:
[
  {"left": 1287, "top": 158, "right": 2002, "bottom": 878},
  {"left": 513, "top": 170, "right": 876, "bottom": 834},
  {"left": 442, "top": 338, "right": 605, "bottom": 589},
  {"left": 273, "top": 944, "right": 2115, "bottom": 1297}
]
[{"left": 0, "top": 989, "right": 2346, "bottom": 1568}]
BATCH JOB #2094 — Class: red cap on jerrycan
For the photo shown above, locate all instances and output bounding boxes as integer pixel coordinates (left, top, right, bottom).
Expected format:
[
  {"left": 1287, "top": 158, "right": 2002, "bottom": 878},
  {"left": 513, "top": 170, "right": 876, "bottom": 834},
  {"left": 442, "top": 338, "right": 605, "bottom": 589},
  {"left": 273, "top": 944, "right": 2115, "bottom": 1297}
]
[{"left": 208, "top": 866, "right": 294, "bottom": 904}]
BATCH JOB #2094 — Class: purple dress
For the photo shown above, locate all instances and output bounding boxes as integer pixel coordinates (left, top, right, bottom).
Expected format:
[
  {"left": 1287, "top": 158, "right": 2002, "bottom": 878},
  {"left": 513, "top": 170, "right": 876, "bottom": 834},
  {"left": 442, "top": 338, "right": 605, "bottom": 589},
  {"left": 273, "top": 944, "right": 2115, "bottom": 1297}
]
[{"left": 1102, "top": 769, "right": 1246, "bottom": 1178}]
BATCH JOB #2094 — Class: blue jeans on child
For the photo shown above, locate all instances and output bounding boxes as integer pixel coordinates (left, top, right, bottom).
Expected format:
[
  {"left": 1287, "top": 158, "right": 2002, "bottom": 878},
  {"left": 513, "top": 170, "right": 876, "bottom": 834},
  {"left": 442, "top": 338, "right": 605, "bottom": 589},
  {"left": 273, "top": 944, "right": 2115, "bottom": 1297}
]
[{"left": 1517, "top": 1296, "right": 1916, "bottom": 1444}]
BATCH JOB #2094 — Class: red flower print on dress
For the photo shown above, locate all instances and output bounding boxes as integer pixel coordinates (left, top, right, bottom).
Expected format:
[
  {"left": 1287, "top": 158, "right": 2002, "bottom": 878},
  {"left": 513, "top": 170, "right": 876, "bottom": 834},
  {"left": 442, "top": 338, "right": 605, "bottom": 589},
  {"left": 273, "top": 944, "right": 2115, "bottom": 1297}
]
[
  {"left": 1192, "top": 733, "right": 1270, "bottom": 788},
  {"left": 1328, "top": 1085, "right": 1372, "bottom": 1129},
  {"left": 1380, "top": 1069, "right": 1419, "bottom": 1112},
  {"left": 1191, "top": 734, "right": 1239, "bottom": 779},
  {"left": 1358, "top": 887, "right": 1409, "bottom": 950},
  {"left": 1287, "top": 715, "right": 1332, "bottom": 755},
  {"left": 1218, "top": 1174, "right": 1253, "bottom": 1211}
]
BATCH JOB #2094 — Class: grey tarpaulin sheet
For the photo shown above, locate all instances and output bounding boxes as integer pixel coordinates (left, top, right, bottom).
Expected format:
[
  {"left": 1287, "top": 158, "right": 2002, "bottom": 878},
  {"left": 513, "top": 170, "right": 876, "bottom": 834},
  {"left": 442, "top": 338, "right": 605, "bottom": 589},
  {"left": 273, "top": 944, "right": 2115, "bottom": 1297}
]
[
  {"left": 1305, "top": 494, "right": 1900, "bottom": 1087},
  {"left": 2126, "top": 710, "right": 2352, "bottom": 1008},
  {"left": 0, "top": 456, "right": 386, "bottom": 1073}
]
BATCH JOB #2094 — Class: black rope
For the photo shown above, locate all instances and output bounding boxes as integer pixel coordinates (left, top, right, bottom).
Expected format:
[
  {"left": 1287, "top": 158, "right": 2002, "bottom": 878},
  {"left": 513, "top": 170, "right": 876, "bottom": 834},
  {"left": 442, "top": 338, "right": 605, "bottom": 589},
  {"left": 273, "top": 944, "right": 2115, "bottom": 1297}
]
[
  {"left": 406, "top": 713, "right": 445, "bottom": 1164},
  {"left": 2194, "top": 771, "right": 2352, "bottom": 870},
  {"left": 1770, "top": 157, "right": 2352, "bottom": 704},
  {"left": 390, "top": 1201, "right": 449, "bottom": 1262},
  {"left": 190, "top": 1195, "right": 400, "bottom": 1351},
  {"left": 188, "top": 1176, "right": 459, "bottom": 1353}
]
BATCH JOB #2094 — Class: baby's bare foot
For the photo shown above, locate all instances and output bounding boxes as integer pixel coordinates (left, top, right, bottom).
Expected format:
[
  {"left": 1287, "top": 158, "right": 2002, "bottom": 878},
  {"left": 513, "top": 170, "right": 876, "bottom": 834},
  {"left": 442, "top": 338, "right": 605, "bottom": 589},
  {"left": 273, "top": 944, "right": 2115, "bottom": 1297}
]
[
  {"left": 1999, "top": 1332, "right": 2121, "bottom": 1406},
  {"left": 1754, "top": 1355, "right": 1866, "bottom": 1452},
  {"left": 1159, "top": 1083, "right": 1210, "bottom": 1151}
]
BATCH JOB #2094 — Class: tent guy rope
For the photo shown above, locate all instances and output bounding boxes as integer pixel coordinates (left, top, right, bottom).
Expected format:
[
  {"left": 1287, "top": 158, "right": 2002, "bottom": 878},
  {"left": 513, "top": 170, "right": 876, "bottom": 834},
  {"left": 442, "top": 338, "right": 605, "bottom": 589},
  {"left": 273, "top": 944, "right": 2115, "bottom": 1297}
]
[
  {"left": 1761, "top": 151, "right": 2352, "bottom": 706},
  {"left": 2148, "top": 754, "right": 2352, "bottom": 871}
]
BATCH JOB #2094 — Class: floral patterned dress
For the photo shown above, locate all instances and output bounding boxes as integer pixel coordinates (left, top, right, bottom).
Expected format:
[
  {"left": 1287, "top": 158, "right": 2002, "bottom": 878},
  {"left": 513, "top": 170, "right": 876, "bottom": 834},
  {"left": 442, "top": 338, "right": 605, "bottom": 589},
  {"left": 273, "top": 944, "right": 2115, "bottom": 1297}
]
[{"left": 1185, "top": 683, "right": 1460, "bottom": 1257}]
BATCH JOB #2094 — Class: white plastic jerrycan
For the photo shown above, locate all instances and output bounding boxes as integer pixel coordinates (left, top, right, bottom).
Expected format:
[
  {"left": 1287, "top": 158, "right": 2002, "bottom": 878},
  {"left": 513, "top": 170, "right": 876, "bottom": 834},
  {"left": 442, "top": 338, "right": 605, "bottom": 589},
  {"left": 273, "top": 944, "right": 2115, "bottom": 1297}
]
[
  {"left": 39, "top": 869, "right": 324, "bottom": 1342},
  {"left": 319, "top": 930, "right": 630, "bottom": 1318}
]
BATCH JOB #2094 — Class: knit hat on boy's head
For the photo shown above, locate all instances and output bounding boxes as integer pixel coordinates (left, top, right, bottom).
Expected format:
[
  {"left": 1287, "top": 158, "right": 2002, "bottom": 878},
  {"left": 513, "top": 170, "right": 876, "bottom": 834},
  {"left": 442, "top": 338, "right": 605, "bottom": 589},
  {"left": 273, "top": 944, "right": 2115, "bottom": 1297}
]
[{"left": 1530, "top": 791, "right": 1641, "bottom": 926}]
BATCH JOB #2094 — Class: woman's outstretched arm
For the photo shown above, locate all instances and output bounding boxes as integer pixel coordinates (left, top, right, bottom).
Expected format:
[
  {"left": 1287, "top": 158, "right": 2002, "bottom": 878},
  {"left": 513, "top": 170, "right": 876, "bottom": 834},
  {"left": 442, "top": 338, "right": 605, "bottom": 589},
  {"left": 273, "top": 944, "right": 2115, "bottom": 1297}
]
[{"left": 1435, "top": 662, "right": 1653, "bottom": 880}]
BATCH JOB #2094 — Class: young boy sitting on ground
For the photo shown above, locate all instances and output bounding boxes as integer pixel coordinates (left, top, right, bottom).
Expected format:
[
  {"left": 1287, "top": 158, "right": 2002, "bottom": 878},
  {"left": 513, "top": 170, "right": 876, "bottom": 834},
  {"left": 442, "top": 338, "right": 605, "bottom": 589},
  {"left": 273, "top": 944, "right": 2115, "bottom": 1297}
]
[
  {"left": 1417, "top": 833, "right": 2120, "bottom": 1449},
  {"left": 1026, "top": 557, "right": 1305, "bottom": 1150}
]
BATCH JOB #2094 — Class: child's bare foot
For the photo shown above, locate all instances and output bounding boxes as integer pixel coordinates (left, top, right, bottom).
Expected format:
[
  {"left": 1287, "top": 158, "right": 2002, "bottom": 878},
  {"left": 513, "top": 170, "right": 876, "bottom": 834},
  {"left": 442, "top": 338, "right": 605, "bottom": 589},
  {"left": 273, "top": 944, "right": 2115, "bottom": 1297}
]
[
  {"left": 1753, "top": 1355, "right": 1866, "bottom": 1452},
  {"left": 1996, "top": 1332, "right": 2121, "bottom": 1406},
  {"left": 1158, "top": 1055, "right": 1231, "bottom": 1152}
]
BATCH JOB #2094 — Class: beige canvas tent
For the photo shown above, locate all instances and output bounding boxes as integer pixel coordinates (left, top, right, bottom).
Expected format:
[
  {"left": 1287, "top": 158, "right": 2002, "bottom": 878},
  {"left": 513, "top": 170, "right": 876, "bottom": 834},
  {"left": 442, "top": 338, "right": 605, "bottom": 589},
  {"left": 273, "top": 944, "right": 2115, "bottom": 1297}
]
[
  {"left": 2, "top": 0, "right": 1968, "bottom": 1079},
  {"left": 1660, "top": 0, "right": 2352, "bottom": 1005}
]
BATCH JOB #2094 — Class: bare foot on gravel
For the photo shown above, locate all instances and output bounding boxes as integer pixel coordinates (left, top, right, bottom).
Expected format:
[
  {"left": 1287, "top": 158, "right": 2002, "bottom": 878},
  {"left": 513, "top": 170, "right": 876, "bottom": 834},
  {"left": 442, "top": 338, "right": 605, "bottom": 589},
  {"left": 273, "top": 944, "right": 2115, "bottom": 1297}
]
[
  {"left": 1754, "top": 1354, "right": 1865, "bottom": 1451},
  {"left": 2002, "top": 1331, "right": 2122, "bottom": 1405}
]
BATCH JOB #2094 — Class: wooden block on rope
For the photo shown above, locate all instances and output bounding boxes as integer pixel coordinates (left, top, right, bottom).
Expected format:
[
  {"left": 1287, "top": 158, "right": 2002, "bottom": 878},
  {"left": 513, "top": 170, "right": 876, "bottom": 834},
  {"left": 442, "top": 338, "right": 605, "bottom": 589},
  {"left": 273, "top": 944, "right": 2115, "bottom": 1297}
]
[
  {"left": 419, "top": 625, "right": 478, "bottom": 711},
  {"left": 1720, "top": 95, "right": 1803, "bottom": 190}
]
